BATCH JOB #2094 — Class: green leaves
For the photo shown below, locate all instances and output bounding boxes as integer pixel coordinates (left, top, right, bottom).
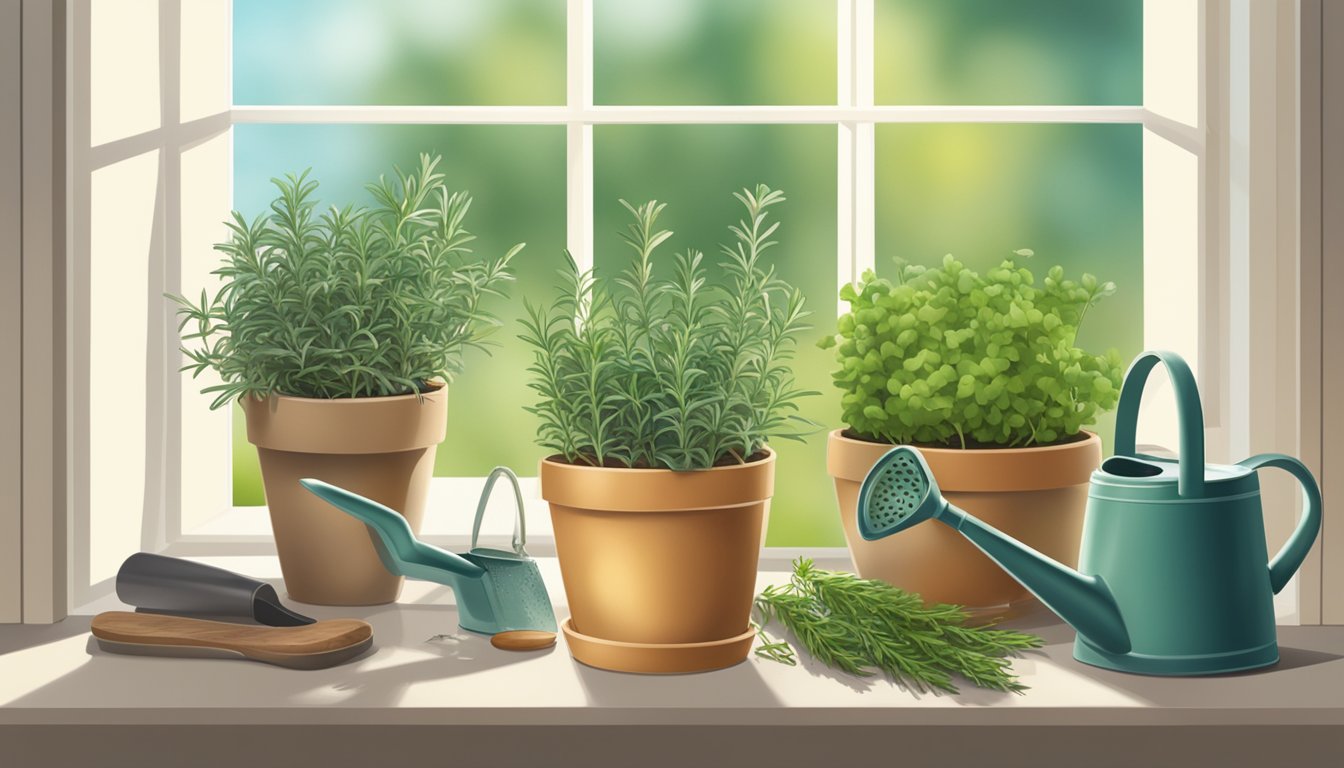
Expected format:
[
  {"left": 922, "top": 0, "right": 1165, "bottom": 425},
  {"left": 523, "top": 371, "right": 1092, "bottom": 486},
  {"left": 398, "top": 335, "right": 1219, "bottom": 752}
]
[
  {"left": 171, "top": 154, "right": 519, "bottom": 406},
  {"left": 825, "top": 252, "right": 1123, "bottom": 447},
  {"left": 521, "top": 185, "right": 817, "bottom": 470},
  {"left": 754, "top": 559, "right": 1043, "bottom": 693}
]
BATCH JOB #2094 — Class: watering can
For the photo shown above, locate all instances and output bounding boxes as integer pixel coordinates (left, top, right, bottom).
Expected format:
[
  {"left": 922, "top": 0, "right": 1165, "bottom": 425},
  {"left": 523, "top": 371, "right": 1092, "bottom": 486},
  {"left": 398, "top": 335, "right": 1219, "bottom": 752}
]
[
  {"left": 301, "top": 467, "right": 557, "bottom": 636},
  {"left": 857, "top": 350, "right": 1322, "bottom": 675}
]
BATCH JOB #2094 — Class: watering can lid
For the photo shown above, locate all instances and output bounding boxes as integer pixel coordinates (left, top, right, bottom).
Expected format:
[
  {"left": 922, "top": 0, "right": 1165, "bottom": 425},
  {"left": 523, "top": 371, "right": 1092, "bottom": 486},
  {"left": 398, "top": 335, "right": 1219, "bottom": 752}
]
[{"left": 1090, "top": 454, "right": 1257, "bottom": 502}]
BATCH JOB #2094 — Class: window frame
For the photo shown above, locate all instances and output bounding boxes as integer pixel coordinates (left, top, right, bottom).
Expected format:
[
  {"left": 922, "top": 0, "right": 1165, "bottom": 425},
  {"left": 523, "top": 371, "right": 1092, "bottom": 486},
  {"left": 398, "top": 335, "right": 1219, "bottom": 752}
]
[{"left": 63, "top": 0, "right": 1293, "bottom": 616}]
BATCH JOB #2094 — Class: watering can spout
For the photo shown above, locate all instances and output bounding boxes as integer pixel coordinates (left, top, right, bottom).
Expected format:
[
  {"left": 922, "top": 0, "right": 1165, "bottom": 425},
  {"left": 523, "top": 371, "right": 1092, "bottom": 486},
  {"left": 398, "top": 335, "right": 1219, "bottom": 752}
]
[{"left": 936, "top": 505, "right": 1131, "bottom": 654}]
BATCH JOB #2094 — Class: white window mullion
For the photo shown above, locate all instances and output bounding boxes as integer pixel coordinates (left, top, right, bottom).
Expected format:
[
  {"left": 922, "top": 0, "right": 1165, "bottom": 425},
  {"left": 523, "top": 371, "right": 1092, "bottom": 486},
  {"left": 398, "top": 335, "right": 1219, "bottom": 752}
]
[
  {"left": 567, "top": 124, "right": 594, "bottom": 272},
  {"left": 852, "top": 123, "right": 875, "bottom": 280},
  {"left": 566, "top": 0, "right": 593, "bottom": 272},
  {"left": 854, "top": 0, "right": 874, "bottom": 109},
  {"left": 229, "top": 104, "right": 1147, "bottom": 125},
  {"left": 837, "top": 0, "right": 854, "bottom": 109},
  {"left": 836, "top": 1, "right": 854, "bottom": 307},
  {"left": 849, "top": 0, "right": 876, "bottom": 289},
  {"left": 837, "top": 124, "right": 854, "bottom": 313}
]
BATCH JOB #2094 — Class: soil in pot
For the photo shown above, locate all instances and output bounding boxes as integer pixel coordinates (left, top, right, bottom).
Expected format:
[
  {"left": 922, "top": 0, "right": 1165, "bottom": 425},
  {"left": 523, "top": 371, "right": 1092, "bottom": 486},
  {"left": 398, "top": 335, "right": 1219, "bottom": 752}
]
[
  {"left": 243, "top": 386, "right": 447, "bottom": 606},
  {"left": 828, "top": 429, "right": 1099, "bottom": 618},
  {"left": 540, "top": 450, "right": 775, "bottom": 673}
]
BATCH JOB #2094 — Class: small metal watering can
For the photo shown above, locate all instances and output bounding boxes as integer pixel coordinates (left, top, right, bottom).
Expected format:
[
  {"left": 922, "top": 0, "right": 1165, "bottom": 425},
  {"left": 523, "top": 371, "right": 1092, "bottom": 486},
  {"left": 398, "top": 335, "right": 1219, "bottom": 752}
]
[{"left": 858, "top": 350, "right": 1322, "bottom": 675}]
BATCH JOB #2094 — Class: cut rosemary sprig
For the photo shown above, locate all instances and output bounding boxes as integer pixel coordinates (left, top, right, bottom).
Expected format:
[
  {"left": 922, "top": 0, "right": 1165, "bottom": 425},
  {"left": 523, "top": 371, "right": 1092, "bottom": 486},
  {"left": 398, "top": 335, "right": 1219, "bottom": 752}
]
[{"left": 753, "top": 558, "right": 1043, "bottom": 694}]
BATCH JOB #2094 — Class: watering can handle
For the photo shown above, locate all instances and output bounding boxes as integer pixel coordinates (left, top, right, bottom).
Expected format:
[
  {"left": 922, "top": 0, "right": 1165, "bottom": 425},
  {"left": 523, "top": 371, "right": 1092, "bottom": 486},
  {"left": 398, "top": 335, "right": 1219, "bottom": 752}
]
[
  {"left": 471, "top": 466, "right": 528, "bottom": 555},
  {"left": 1238, "top": 454, "right": 1324, "bottom": 595},
  {"left": 1113, "top": 350, "right": 1206, "bottom": 498}
]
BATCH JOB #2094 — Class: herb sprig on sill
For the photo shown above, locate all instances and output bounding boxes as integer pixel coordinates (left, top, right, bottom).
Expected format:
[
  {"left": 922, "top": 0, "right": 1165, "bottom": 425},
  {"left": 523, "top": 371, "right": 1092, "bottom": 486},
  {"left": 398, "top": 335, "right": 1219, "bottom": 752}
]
[{"left": 754, "top": 558, "right": 1043, "bottom": 694}]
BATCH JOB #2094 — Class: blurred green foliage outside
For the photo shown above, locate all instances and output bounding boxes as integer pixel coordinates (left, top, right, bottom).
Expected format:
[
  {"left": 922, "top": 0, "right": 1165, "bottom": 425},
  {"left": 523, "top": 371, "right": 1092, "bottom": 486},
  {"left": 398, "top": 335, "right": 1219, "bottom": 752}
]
[{"left": 229, "top": 0, "right": 1142, "bottom": 547}]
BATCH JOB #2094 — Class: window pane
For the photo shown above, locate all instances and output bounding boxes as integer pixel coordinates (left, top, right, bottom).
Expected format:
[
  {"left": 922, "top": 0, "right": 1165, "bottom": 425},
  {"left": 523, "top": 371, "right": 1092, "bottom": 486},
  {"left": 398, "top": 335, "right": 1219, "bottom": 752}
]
[
  {"left": 875, "top": 0, "right": 1142, "bottom": 105},
  {"left": 875, "top": 123, "right": 1143, "bottom": 448},
  {"left": 594, "top": 124, "right": 841, "bottom": 546},
  {"left": 90, "top": 0, "right": 159, "bottom": 145},
  {"left": 228, "top": 124, "right": 566, "bottom": 504},
  {"left": 90, "top": 150, "right": 160, "bottom": 583},
  {"left": 233, "top": 0, "right": 566, "bottom": 106},
  {"left": 594, "top": 0, "right": 837, "bottom": 105}
]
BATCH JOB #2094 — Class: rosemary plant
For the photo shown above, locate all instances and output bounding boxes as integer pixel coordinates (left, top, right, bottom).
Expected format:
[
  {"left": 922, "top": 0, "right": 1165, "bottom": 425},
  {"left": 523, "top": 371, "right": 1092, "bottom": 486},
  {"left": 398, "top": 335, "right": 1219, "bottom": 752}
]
[
  {"left": 521, "top": 185, "right": 816, "bottom": 470},
  {"left": 755, "top": 559, "right": 1043, "bottom": 694},
  {"left": 173, "top": 154, "right": 521, "bottom": 407}
]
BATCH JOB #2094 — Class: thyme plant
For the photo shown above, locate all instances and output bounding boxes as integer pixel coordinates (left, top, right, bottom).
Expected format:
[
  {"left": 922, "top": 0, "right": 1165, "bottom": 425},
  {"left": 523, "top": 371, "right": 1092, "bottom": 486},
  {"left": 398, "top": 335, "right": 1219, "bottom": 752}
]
[
  {"left": 821, "top": 252, "right": 1124, "bottom": 448},
  {"left": 521, "top": 185, "right": 816, "bottom": 470},
  {"left": 173, "top": 154, "right": 521, "bottom": 407}
]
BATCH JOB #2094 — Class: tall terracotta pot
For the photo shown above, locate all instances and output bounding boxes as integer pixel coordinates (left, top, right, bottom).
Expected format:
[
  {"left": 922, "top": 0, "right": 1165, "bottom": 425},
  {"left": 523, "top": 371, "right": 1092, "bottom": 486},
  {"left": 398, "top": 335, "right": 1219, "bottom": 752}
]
[
  {"left": 829, "top": 429, "right": 1099, "bottom": 617},
  {"left": 540, "top": 450, "right": 774, "bottom": 674},
  {"left": 242, "top": 387, "right": 447, "bottom": 606}
]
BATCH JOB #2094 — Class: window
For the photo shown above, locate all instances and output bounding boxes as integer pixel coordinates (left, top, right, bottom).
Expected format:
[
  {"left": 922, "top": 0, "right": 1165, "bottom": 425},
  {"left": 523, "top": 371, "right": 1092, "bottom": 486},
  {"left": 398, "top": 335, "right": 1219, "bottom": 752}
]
[{"left": 71, "top": 0, "right": 1217, "bottom": 606}]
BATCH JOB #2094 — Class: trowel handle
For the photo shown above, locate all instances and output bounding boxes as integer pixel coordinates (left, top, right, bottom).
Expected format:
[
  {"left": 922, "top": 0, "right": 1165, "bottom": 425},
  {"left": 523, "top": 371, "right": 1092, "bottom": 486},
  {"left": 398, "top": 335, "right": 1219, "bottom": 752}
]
[{"left": 1239, "top": 453, "right": 1323, "bottom": 594}]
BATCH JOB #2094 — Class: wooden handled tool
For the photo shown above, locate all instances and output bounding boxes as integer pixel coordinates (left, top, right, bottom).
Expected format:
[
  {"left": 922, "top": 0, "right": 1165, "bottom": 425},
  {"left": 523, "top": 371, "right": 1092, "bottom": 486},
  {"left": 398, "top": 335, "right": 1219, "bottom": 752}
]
[{"left": 91, "top": 611, "right": 373, "bottom": 670}]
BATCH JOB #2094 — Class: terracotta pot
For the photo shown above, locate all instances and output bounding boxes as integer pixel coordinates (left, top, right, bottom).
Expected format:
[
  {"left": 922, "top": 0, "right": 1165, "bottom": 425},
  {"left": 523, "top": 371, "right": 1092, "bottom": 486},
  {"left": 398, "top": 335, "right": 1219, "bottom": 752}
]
[
  {"left": 243, "top": 386, "right": 447, "bottom": 606},
  {"left": 828, "top": 429, "right": 1099, "bottom": 616},
  {"left": 540, "top": 450, "right": 774, "bottom": 673}
]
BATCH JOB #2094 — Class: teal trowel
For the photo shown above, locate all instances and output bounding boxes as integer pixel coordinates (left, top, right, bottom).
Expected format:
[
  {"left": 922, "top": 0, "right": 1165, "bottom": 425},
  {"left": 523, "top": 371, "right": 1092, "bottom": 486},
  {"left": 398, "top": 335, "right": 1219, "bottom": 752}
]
[{"left": 301, "top": 468, "right": 557, "bottom": 636}]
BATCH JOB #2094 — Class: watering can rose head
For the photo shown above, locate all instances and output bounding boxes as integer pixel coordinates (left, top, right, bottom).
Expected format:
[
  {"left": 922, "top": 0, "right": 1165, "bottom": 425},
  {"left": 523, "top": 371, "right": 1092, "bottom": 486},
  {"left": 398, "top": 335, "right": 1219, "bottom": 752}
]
[{"left": 822, "top": 252, "right": 1124, "bottom": 449}]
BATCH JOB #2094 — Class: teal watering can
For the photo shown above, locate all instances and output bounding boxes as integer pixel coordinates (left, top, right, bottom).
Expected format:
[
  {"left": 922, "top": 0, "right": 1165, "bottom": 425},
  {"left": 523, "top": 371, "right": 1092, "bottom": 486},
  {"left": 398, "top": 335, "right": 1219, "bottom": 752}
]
[{"left": 857, "top": 350, "right": 1322, "bottom": 676}]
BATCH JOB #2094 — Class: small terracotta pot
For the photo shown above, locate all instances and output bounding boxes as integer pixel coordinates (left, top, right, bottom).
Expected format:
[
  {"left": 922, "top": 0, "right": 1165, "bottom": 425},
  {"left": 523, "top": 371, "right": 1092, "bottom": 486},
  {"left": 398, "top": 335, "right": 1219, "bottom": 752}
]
[
  {"left": 829, "top": 429, "right": 1099, "bottom": 616},
  {"left": 541, "top": 450, "right": 774, "bottom": 673},
  {"left": 243, "top": 386, "right": 447, "bottom": 606}
]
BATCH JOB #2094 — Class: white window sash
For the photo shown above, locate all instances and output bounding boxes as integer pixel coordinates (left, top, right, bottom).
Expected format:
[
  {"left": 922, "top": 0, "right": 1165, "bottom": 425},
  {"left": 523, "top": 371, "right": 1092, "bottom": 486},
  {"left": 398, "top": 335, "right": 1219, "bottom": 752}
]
[{"left": 71, "top": 1, "right": 1216, "bottom": 587}]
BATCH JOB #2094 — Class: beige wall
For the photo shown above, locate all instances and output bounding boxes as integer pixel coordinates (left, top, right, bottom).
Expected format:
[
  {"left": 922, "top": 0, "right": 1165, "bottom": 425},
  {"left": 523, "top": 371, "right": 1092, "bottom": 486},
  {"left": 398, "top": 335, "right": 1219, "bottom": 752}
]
[
  {"left": 1321, "top": 0, "right": 1344, "bottom": 625},
  {"left": 1, "top": 0, "right": 22, "bottom": 624},
  {"left": 1, "top": 0, "right": 66, "bottom": 624}
]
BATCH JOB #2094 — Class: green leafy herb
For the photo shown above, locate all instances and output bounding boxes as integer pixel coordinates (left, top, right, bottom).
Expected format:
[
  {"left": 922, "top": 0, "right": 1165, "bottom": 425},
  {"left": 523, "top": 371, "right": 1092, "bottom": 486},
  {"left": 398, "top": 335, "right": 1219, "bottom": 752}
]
[
  {"left": 754, "top": 558, "right": 1043, "bottom": 694},
  {"left": 172, "top": 153, "right": 521, "bottom": 407},
  {"left": 520, "top": 185, "right": 817, "bottom": 470},
  {"left": 823, "top": 253, "right": 1124, "bottom": 448}
]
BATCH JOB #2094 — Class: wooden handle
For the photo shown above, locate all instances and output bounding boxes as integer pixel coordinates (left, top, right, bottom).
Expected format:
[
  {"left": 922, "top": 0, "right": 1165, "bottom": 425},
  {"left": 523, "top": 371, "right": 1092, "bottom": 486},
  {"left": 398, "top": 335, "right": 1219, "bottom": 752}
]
[{"left": 91, "top": 611, "right": 372, "bottom": 657}]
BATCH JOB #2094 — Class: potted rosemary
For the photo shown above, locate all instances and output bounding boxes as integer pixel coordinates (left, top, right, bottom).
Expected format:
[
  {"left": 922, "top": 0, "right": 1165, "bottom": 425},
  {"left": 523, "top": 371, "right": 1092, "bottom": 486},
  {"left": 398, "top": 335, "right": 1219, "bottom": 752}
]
[
  {"left": 523, "top": 186, "right": 814, "bottom": 673},
  {"left": 173, "top": 154, "right": 520, "bottom": 606},
  {"left": 821, "top": 253, "right": 1123, "bottom": 615}
]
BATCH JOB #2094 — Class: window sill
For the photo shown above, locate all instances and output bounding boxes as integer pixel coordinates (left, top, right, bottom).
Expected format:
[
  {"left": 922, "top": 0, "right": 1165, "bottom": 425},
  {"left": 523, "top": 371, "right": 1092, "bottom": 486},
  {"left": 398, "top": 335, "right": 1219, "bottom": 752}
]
[{"left": 4, "top": 557, "right": 1341, "bottom": 763}]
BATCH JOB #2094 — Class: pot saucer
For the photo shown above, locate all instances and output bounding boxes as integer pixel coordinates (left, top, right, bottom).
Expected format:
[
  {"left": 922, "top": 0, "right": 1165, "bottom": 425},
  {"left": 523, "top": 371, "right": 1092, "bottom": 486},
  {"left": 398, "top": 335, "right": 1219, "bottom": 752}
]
[{"left": 560, "top": 618, "right": 755, "bottom": 674}]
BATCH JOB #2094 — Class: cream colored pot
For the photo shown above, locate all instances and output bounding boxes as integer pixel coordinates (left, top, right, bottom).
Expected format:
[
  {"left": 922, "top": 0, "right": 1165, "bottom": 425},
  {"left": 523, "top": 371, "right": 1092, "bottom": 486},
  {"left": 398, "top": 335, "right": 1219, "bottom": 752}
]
[
  {"left": 243, "top": 386, "right": 446, "bottom": 606},
  {"left": 828, "top": 429, "right": 1099, "bottom": 616}
]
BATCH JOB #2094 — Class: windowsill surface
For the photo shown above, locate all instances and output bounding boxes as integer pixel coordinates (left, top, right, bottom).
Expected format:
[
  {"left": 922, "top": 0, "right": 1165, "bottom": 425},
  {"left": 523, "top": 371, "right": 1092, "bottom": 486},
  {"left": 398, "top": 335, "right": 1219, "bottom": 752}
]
[{"left": 4, "top": 556, "right": 1341, "bottom": 729}]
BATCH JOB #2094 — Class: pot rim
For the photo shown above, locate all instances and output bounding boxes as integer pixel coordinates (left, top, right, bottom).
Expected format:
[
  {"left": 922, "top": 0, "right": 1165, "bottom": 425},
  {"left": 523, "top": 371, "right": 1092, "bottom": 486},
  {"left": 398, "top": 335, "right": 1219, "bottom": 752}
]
[
  {"left": 539, "top": 445, "right": 775, "bottom": 475},
  {"left": 243, "top": 380, "right": 448, "bottom": 454},
  {"left": 241, "top": 378, "right": 446, "bottom": 406},
  {"left": 826, "top": 428, "right": 1101, "bottom": 491},
  {"left": 828, "top": 427, "right": 1098, "bottom": 456},
  {"left": 539, "top": 447, "right": 776, "bottom": 512}
]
